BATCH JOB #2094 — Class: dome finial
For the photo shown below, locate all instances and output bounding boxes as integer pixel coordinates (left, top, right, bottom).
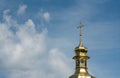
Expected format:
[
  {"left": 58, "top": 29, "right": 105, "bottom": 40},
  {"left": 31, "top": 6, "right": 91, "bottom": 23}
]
[
  {"left": 69, "top": 22, "right": 95, "bottom": 78},
  {"left": 77, "top": 22, "right": 84, "bottom": 46}
]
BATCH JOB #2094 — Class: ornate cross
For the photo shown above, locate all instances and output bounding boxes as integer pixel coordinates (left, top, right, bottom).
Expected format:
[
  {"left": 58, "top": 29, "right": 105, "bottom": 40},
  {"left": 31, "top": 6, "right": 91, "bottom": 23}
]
[{"left": 77, "top": 22, "right": 84, "bottom": 36}]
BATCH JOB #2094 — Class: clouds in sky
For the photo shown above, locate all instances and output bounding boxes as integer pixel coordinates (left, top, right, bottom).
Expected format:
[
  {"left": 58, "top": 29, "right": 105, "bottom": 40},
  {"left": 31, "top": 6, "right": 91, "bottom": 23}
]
[
  {"left": 42, "top": 12, "right": 50, "bottom": 22},
  {"left": 0, "top": 0, "right": 120, "bottom": 78},
  {"left": 17, "top": 4, "right": 27, "bottom": 15},
  {"left": 0, "top": 5, "right": 72, "bottom": 78},
  {"left": 36, "top": 10, "right": 51, "bottom": 22}
]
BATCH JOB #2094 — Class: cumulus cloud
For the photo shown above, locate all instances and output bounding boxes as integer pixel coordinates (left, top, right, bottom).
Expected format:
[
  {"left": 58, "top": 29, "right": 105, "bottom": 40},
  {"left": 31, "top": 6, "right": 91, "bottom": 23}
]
[
  {"left": 37, "top": 11, "right": 51, "bottom": 22},
  {"left": 49, "top": 48, "right": 72, "bottom": 78},
  {"left": 17, "top": 4, "right": 27, "bottom": 15},
  {"left": 0, "top": 10, "right": 72, "bottom": 78},
  {"left": 42, "top": 12, "right": 50, "bottom": 22}
]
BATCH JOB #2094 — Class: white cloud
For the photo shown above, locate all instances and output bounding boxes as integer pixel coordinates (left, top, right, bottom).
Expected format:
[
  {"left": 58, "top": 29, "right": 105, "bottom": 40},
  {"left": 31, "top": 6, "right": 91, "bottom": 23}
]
[
  {"left": 0, "top": 10, "right": 72, "bottom": 78},
  {"left": 37, "top": 11, "right": 51, "bottom": 22},
  {"left": 17, "top": 4, "right": 27, "bottom": 15},
  {"left": 3, "top": 9, "right": 11, "bottom": 23},
  {"left": 48, "top": 48, "right": 72, "bottom": 78},
  {"left": 42, "top": 12, "right": 50, "bottom": 22}
]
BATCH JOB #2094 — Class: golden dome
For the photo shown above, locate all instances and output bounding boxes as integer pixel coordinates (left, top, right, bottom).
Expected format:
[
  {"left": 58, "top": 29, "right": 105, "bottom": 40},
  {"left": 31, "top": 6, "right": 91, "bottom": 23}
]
[
  {"left": 75, "top": 44, "right": 88, "bottom": 52},
  {"left": 69, "top": 22, "right": 95, "bottom": 78}
]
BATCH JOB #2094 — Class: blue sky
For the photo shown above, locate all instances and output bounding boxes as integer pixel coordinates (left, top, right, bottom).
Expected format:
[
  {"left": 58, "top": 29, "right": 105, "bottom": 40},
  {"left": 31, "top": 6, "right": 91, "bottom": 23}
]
[{"left": 0, "top": 0, "right": 120, "bottom": 78}]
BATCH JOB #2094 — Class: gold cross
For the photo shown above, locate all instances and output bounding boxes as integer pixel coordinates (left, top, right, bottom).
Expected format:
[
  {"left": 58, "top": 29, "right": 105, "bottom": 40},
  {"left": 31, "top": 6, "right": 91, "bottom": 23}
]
[{"left": 77, "top": 22, "right": 84, "bottom": 36}]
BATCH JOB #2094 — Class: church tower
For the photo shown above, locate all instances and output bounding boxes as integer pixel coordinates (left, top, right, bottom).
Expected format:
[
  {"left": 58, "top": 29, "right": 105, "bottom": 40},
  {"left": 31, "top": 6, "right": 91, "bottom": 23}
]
[{"left": 69, "top": 22, "right": 95, "bottom": 78}]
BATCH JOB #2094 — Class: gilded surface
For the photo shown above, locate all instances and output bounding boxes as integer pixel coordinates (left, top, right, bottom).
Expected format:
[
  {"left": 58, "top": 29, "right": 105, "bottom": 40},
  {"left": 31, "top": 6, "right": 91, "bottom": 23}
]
[{"left": 69, "top": 22, "right": 95, "bottom": 78}]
